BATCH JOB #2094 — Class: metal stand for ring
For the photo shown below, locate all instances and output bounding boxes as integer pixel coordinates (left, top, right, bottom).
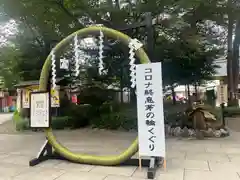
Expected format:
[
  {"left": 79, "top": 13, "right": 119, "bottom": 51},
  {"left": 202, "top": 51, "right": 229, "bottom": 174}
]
[
  {"left": 29, "top": 90, "right": 162, "bottom": 179},
  {"left": 30, "top": 139, "right": 162, "bottom": 179}
]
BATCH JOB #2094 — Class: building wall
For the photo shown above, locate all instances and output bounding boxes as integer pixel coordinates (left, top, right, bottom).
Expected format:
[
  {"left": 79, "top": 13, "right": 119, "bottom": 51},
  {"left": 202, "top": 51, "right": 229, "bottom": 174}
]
[
  {"left": 214, "top": 59, "right": 227, "bottom": 77},
  {"left": 0, "top": 91, "right": 15, "bottom": 112}
]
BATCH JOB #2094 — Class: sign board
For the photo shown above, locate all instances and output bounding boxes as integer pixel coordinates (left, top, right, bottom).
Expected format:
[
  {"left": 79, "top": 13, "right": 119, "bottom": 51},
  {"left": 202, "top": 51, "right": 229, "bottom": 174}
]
[
  {"left": 51, "top": 86, "right": 60, "bottom": 107},
  {"left": 22, "top": 85, "right": 60, "bottom": 108},
  {"left": 30, "top": 92, "right": 50, "bottom": 128},
  {"left": 16, "top": 89, "right": 21, "bottom": 112},
  {"left": 0, "top": 91, "right": 4, "bottom": 98},
  {"left": 22, "top": 85, "right": 39, "bottom": 108},
  {"left": 71, "top": 94, "right": 77, "bottom": 103},
  {"left": 60, "top": 58, "right": 69, "bottom": 70},
  {"left": 136, "top": 62, "right": 165, "bottom": 157},
  {"left": 217, "top": 84, "right": 228, "bottom": 104}
]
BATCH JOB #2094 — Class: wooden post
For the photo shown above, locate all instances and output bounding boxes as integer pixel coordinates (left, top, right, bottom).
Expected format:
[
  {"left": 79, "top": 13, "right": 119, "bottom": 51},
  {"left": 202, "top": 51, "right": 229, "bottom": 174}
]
[
  {"left": 138, "top": 154, "right": 142, "bottom": 170},
  {"left": 163, "top": 159, "right": 167, "bottom": 170}
]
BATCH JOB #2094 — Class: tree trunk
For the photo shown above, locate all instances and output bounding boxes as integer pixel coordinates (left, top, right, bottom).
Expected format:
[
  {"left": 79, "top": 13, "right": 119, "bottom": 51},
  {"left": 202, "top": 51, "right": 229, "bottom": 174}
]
[
  {"left": 146, "top": 12, "right": 155, "bottom": 61},
  {"left": 114, "top": 0, "right": 120, "bottom": 9},
  {"left": 232, "top": 20, "right": 240, "bottom": 106},
  {"left": 227, "top": 0, "right": 235, "bottom": 106},
  {"left": 187, "top": 84, "right": 191, "bottom": 105},
  {"left": 120, "top": 66, "right": 123, "bottom": 104},
  {"left": 171, "top": 84, "right": 176, "bottom": 105},
  {"left": 194, "top": 83, "right": 198, "bottom": 101}
]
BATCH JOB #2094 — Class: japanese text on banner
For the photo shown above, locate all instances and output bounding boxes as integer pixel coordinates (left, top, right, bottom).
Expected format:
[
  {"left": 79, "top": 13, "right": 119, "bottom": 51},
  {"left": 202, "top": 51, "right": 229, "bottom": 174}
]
[
  {"left": 136, "top": 62, "right": 165, "bottom": 157},
  {"left": 144, "top": 67, "right": 156, "bottom": 152}
]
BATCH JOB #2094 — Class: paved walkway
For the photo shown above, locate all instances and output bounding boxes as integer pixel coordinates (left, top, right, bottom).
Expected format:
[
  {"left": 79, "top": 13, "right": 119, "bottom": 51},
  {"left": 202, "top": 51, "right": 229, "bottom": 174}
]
[
  {"left": 0, "top": 113, "right": 12, "bottom": 124},
  {"left": 0, "top": 128, "right": 240, "bottom": 180}
]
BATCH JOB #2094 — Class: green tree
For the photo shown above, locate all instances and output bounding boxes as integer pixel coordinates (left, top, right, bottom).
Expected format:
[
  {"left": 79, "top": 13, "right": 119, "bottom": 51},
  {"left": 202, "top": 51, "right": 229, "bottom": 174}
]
[
  {"left": 0, "top": 46, "right": 22, "bottom": 89},
  {"left": 0, "top": 0, "right": 231, "bottom": 95},
  {"left": 1, "top": 0, "right": 85, "bottom": 81}
]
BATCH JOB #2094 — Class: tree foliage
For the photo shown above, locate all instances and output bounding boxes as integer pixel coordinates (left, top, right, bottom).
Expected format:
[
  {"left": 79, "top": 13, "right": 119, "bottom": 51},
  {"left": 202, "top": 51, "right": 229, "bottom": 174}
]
[{"left": 0, "top": 0, "right": 238, "bottom": 91}]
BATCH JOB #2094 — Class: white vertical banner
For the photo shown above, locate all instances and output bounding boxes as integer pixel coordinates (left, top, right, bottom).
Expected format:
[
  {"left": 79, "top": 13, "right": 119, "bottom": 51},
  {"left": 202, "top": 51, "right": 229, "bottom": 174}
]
[
  {"left": 22, "top": 89, "right": 30, "bottom": 108},
  {"left": 136, "top": 62, "right": 165, "bottom": 157},
  {"left": 217, "top": 84, "right": 228, "bottom": 104},
  {"left": 16, "top": 89, "right": 21, "bottom": 112}
]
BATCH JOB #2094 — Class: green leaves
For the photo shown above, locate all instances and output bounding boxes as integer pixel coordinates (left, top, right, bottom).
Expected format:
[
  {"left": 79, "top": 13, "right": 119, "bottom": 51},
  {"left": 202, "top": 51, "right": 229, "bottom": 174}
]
[
  {"left": 0, "top": 0, "right": 237, "bottom": 90},
  {"left": 0, "top": 46, "right": 22, "bottom": 89}
]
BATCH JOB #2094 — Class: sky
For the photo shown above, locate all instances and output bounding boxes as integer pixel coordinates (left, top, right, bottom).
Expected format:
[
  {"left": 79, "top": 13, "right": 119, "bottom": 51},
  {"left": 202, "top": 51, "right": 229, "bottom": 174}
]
[{"left": 0, "top": 19, "right": 18, "bottom": 46}]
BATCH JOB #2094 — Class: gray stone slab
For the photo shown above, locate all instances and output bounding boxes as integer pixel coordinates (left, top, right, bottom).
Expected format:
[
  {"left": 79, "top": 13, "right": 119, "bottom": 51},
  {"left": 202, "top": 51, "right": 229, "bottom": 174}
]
[
  {"left": 167, "top": 143, "right": 207, "bottom": 153},
  {"left": 208, "top": 161, "right": 240, "bottom": 173},
  {"left": 54, "top": 161, "right": 95, "bottom": 172},
  {"left": 132, "top": 167, "right": 184, "bottom": 180},
  {"left": 104, "top": 175, "right": 146, "bottom": 180},
  {"left": 0, "top": 152, "right": 10, "bottom": 159},
  {"left": 186, "top": 152, "right": 230, "bottom": 163},
  {"left": 0, "top": 162, "right": 28, "bottom": 178},
  {"left": 206, "top": 147, "right": 240, "bottom": 154},
  {"left": 13, "top": 167, "right": 65, "bottom": 180},
  {"left": 0, "top": 113, "right": 12, "bottom": 124},
  {"left": 184, "top": 169, "right": 240, "bottom": 180},
  {"left": 90, "top": 166, "right": 137, "bottom": 177},
  {"left": 1, "top": 128, "right": 240, "bottom": 179},
  {"left": 168, "top": 159, "right": 209, "bottom": 171},
  {"left": 166, "top": 150, "right": 186, "bottom": 160},
  {"left": 156, "top": 170, "right": 184, "bottom": 180},
  {"left": 55, "top": 171, "right": 107, "bottom": 180},
  {"left": 34, "top": 160, "right": 62, "bottom": 168},
  {"left": 228, "top": 154, "right": 240, "bottom": 162},
  {"left": 1, "top": 155, "right": 30, "bottom": 166}
]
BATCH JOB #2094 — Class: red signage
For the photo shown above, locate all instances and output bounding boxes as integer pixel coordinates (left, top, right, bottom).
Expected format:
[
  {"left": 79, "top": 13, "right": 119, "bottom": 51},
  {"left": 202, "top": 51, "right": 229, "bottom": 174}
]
[{"left": 71, "top": 95, "right": 77, "bottom": 103}]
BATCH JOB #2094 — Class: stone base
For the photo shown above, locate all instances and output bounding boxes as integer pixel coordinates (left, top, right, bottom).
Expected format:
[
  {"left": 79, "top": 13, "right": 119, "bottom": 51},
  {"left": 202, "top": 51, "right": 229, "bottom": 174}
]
[{"left": 165, "top": 124, "right": 230, "bottom": 139}]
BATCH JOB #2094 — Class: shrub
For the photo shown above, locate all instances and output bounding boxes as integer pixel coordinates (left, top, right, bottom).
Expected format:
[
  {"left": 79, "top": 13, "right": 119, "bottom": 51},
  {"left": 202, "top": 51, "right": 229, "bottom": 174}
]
[
  {"left": 12, "top": 110, "right": 29, "bottom": 131},
  {"left": 119, "top": 112, "right": 137, "bottom": 131},
  {"left": 91, "top": 112, "right": 122, "bottom": 130},
  {"left": 15, "top": 117, "right": 29, "bottom": 131},
  {"left": 61, "top": 104, "right": 97, "bottom": 129},
  {"left": 118, "top": 105, "right": 138, "bottom": 130},
  {"left": 13, "top": 110, "right": 21, "bottom": 122},
  {"left": 165, "top": 111, "right": 189, "bottom": 127},
  {"left": 90, "top": 112, "right": 137, "bottom": 130},
  {"left": 224, "top": 107, "right": 240, "bottom": 117},
  {"left": 13, "top": 108, "right": 73, "bottom": 130},
  {"left": 14, "top": 115, "right": 74, "bottom": 131},
  {"left": 79, "top": 86, "right": 114, "bottom": 106},
  {"left": 163, "top": 103, "right": 225, "bottom": 128},
  {"left": 99, "top": 101, "right": 121, "bottom": 114},
  {"left": 164, "top": 102, "right": 189, "bottom": 125},
  {"left": 51, "top": 116, "right": 71, "bottom": 130},
  {"left": 90, "top": 103, "right": 137, "bottom": 131}
]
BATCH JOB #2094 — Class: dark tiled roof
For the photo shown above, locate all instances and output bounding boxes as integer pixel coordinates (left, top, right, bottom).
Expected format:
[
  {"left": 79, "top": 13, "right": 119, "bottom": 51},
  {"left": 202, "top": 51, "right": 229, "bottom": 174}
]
[{"left": 14, "top": 78, "right": 64, "bottom": 88}]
